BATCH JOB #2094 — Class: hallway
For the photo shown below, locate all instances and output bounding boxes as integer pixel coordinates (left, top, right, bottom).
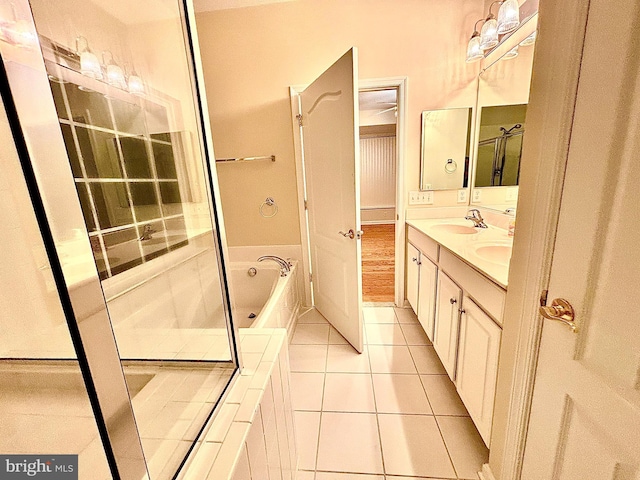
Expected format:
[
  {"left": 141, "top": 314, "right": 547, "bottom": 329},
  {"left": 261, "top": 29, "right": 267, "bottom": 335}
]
[
  {"left": 289, "top": 306, "right": 488, "bottom": 479},
  {"left": 361, "top": 225, "right": 395, "bottom": 303}
]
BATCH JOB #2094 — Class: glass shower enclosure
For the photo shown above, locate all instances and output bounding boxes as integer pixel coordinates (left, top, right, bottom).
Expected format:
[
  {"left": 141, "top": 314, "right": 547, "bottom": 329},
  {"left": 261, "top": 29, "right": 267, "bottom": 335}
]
[{"left": 0, "top": 0, "right": 238, "bottom": 478}]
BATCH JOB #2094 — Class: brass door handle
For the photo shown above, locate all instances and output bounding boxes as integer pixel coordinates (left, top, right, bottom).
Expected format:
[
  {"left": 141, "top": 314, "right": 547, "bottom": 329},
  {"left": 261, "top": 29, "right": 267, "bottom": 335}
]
[
  {"left": 539, "top": 298, "right": 577, "bottom": 333},
  {"left": 338, "top": 229, "right": 364, "bottom": 240}
]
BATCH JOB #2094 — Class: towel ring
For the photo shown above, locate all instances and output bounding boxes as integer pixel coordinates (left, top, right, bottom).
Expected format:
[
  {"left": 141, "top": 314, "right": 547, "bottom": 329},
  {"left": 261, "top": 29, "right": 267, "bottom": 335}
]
[
  {"left": 444, "top": 158, "right": 458, "bottom": 174},
  {"left": 260, "top": 197, "right": 278, "bottom": 218}
]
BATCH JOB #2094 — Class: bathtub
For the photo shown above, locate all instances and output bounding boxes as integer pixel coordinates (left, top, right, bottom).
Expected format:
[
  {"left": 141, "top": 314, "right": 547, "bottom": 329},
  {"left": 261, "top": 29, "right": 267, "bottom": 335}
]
[{"left": 228, "top": 261, "right": 301, "bottom": 334}]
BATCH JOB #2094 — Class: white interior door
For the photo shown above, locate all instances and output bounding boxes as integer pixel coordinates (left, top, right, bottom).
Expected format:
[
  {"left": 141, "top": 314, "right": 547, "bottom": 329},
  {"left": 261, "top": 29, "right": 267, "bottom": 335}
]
[
  {"left": 300, "top": 48, "right": 363, "bottom": 352},
  {"left": 521, "top": 0, "right": 640, "bottom": 477}
]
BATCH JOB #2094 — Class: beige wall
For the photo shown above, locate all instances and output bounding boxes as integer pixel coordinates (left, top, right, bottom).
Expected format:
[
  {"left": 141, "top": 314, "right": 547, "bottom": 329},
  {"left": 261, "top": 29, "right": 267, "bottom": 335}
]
[{"left": 195, "top": 0, "right": 485, "bottom": 246}]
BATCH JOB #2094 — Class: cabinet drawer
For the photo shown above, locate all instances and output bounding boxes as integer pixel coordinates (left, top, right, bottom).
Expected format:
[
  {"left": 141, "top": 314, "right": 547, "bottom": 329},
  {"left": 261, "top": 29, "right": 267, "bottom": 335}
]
[
  {"left": 439, "top": 249, "right": 506, "bottom": 325},
  {"left": 408, "top": 226, "right": 439, "bottom": 263}
]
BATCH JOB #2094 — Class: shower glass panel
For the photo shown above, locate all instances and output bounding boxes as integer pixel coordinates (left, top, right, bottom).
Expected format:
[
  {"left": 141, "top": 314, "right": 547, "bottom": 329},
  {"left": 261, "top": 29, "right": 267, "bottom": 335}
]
[
  {"left": 0, "top": 95, "right": 112, "bottom": 477},
  {"left": 0, "top": 0, "right": 238, "bottom": 478}
]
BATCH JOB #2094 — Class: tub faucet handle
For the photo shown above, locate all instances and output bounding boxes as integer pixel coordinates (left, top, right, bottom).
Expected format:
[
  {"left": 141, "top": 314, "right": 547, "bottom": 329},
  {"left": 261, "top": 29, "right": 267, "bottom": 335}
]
[{"left": 257, "top": 255, "right": 291, "bottom": 276}]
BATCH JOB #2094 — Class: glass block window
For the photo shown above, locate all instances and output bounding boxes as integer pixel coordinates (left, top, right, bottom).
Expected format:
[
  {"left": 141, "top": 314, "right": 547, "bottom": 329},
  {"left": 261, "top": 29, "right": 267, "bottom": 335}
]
[{"left": 50, "top": 78, "right": 189, "bottom": 279}]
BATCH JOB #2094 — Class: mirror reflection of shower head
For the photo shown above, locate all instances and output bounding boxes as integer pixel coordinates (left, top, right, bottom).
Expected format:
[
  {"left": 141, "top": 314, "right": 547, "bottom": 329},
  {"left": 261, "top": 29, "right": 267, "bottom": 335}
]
[{"left": 500, "top": 123, "right": 523, "bottom": 134}]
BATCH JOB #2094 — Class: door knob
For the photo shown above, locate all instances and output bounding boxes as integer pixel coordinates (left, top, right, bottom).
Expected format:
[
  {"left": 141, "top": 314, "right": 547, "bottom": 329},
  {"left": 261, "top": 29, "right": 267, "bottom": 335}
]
[
  {"left": 338, "top": 229, "right": 355, "bottom": 239},
  {"left": 539, "top": 298, "right": 577, "bottom": 333}
]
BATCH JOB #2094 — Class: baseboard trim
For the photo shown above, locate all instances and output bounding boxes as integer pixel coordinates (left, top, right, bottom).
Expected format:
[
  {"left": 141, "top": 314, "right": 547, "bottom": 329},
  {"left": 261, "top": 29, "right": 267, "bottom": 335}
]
[{"left": 478, "top": 463, "right": 497, "bottom": 480}]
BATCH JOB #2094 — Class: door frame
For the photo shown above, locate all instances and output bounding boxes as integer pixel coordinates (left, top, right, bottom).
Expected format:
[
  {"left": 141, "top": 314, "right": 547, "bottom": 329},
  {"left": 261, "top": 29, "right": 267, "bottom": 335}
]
[
  {"left": 290, "top": 76, "right": 408, "bottom": 307},
  {"left": 480, "top": 1, "right": 591, "bottom": 479}
]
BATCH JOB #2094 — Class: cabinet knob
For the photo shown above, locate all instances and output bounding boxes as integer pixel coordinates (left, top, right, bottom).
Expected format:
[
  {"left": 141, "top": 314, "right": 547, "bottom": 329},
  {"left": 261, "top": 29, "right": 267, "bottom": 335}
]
[
  {"left": 459, "top": 308, "right": 466, "bottom": 314},
  {"left": 449, "top": 297, "right": 457, "bottom": 304}
]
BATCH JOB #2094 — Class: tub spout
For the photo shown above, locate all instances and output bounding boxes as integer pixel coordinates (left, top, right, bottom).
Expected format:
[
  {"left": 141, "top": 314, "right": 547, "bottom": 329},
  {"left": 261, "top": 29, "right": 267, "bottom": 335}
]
[{"left": 257, "top": 255, "right": 291, "bottom": 277}]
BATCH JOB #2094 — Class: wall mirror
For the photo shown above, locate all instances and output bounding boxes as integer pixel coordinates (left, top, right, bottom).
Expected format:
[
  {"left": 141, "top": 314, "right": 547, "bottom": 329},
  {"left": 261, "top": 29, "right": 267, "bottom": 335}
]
[
  {"left": 471, "top": 15, "right": 537, "bottom": 210},
  {"left": 420, "top": 107, "right": 472, "bottom": 191}
]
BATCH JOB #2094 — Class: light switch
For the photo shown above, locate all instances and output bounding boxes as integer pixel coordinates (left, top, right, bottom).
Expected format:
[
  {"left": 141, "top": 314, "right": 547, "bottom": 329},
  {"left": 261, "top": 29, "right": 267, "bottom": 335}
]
[
  {"left": 472, "top": 189, "right": 482, "bottom": 203},
  {"left": 409, "top": 191, "right": 419, "bottom": 205},
  {"left": 424, "top": 191, "right": 434, "bottom": 205},
  {"left": 457, "top": 189, "right": 468, "bottom": 203}
]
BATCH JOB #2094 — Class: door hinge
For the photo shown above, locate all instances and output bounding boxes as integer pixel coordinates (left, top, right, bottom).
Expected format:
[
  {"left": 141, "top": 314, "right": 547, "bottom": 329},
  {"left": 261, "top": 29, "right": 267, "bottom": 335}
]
[
  {"left": 304, "top": 199, "right": 308, "bottom": 210},
  {"left": 309, "top": 272, "right": 313, "bottom": 283},
  {"left": 296, "top": 114, "right": 304, "bottom": 127},
  {"left": 539, "top": 289, "right": 548, "bottom": 306}
]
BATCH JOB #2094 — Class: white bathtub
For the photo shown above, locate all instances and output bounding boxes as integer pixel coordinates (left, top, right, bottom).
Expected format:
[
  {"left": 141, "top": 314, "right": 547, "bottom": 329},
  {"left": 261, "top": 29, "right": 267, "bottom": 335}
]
[{"left": 228, "top": 261, "right": 300, "bottom": 333}]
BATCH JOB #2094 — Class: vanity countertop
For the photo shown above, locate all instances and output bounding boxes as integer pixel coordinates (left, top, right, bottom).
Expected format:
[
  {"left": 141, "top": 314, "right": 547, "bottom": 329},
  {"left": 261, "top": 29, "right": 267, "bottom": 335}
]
[{"left": 406, "top": 218, "right": 513, "bottom": 289}]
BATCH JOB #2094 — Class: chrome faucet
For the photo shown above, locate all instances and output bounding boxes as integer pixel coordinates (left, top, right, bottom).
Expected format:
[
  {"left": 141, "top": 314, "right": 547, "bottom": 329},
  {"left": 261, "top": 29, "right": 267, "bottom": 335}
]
[
  {"left": 465, "top": 209, "right": 488, "bottom": 228},
  {"left": 139, "top": 224, "right": 157, "bottom": 240},
  {"left": 257, "top": 255, "right": 292, "bottom": 277}
]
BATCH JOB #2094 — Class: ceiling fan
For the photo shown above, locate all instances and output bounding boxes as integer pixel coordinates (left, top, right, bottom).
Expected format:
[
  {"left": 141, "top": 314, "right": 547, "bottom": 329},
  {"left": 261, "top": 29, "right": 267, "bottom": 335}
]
[{"left": 375, "top": 102, "right": 398, "bottom": 115}]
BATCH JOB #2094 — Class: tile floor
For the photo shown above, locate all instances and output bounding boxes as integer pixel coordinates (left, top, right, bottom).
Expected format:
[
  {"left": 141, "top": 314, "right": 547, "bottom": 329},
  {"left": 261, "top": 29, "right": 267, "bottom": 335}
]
[{"left": 289, "top": 306, "right": 488, "bottom": 480}]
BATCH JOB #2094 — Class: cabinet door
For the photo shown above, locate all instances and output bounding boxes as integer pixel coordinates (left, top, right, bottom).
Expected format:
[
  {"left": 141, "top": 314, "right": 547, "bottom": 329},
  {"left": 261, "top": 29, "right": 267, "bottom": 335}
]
[
  {"left": 417, "top": 256, "right": 437, "bottom": 341},
  {"left": 456, "top": 296, "right": 502, "bottom": 446},
  {"left": 433, "top": 272, "right": 462, "bottom": 380},
  {"left": 406, "top": 243, "right": 420, "bottom": 313}
]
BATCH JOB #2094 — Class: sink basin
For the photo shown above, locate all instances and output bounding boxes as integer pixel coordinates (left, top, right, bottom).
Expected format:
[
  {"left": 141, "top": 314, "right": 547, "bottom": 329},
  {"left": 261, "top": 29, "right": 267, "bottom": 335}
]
[
  {"left": 430, "top": 224, "right": 478, "bottom": 235},
  {"left": 474, "top": 244, "right": 512, "bottom": 266}
]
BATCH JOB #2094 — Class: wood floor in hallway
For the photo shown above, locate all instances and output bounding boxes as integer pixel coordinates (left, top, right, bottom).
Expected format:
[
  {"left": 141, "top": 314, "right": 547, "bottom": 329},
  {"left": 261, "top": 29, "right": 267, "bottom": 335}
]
[{"left": 361, "top": 224, "right": 395, "bottom": 303}]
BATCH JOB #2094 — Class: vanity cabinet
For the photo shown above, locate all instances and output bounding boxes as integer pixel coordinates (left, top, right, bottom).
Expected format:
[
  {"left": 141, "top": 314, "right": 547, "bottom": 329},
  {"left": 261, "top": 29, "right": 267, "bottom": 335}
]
[
  {"left": 405, "top": 223, "right": 507, "bottom": 447},
  {"left": 456, "top": 296, "right": 502, "bottom": 445},
  {"left": 433, "top": 272, "right": 462, "bottom": 380}
]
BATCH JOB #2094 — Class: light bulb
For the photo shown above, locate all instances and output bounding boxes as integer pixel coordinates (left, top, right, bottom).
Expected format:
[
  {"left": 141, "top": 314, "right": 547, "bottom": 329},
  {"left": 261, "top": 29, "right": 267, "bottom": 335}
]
[
  {"left": 80, "top": 50, "right": 103, "bottom": 80},
  {"left": 519, "top": 30, "right": 537, "bottom": 47},
  {"left": 77, "top": 37, "right": 103, "bottom": 80},
  {"left": 106, "top": 63, "right": 126, "bottom": 89},
  {"left": 480, "top": 17, "right": 499, "bottom": 50},
  {"left": 5, "top": 19, "right": 36, "bottom": 47},
  {"left": 497, "top": 0, "right": 520, "bottom": 34},
  {"left": 466, "top": 35, "right": 483, "bottom": 63},
  {"left": 128, "top": 73, "right": 145, "bottom": 96}
]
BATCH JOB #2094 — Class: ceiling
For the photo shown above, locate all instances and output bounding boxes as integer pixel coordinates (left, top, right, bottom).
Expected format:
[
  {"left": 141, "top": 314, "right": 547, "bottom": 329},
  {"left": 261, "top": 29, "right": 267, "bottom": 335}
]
[
  {"left": 91, "top": 0, "right": 179, "bottom": 25},
  {"left": 359, "top": 89, "right": 397, "bottom": 112},
  {"left": 194, "top": 0, "right": 298, "bottom": 12}
]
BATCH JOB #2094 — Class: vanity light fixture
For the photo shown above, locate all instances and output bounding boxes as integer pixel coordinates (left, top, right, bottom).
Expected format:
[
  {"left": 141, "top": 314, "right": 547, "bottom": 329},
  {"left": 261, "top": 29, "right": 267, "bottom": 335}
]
[
  {"left": 103, "top": 51, "right": 126, "bottom": 90},
  {"left": 497, "top": 0, "right": 520, "bottom": 34},
  {"left": 466, "top": 19, "right": 485, "bottom": 63},
  {"left": 519, "top": 30, "right": 537, "bottom": 47},
  {"left": 479, "top": 1, "right": 501, "bottom": 50},
  {"left": 76, "top": 36, "right": 102, "bottom": 80}
]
